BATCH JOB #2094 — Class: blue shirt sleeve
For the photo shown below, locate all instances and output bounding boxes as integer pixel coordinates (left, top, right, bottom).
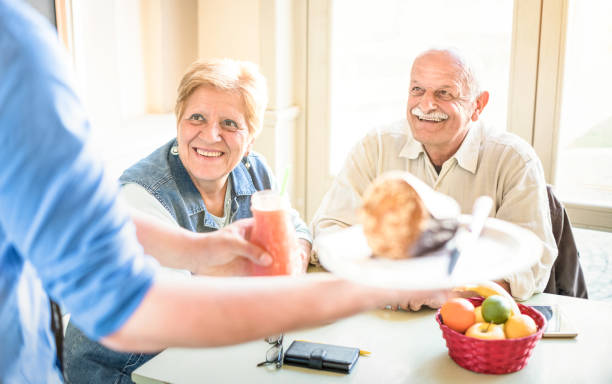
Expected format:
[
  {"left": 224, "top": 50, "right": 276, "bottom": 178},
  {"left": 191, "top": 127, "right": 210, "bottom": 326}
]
[{"left": 0, "top": 2, "right": 158, "bottom": 340}]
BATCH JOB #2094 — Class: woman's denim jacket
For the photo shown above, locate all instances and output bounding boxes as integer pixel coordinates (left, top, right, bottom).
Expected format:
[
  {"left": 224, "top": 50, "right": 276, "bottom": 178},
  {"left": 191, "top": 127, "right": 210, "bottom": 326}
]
[{"left": 120, "top": 138, "right": 310, "bottom": 237}]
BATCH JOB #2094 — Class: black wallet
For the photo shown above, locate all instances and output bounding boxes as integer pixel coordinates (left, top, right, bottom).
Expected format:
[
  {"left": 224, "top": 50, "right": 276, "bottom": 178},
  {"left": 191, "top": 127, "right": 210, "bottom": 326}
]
[{"left": 283, "top": 340, "right": 360, "bottom": 373}]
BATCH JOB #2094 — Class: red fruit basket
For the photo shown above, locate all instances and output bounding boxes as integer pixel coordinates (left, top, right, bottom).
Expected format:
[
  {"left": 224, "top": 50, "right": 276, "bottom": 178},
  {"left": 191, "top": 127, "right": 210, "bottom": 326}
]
[{"left": 436, "top": 297, "right": 546, "bottom": 374}]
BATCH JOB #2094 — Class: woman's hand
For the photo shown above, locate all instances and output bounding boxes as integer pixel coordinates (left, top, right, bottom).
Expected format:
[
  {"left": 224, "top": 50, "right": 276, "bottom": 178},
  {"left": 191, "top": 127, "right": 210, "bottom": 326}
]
[{"left": 293, "top": 239, "right": 312, "bottom": 274}]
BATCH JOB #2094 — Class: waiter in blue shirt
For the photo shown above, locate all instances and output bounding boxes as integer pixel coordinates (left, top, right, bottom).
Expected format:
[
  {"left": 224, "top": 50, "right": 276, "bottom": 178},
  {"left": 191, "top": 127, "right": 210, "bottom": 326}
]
[{"left": 0, "top": 1, "right": 426, "bottom": 382}]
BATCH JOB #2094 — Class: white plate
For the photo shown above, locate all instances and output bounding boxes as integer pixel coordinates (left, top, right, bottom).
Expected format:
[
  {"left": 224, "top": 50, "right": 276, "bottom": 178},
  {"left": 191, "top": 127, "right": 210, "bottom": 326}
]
[{"left": 316, "top": 215, "right": 542, "bottom": 290}]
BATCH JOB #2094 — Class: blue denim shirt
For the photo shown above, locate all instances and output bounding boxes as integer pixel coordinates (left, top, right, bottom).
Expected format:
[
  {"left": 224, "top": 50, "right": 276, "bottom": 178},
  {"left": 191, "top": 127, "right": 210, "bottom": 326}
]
[
  {"left": 1, "top": 1, "right": 157, "bottom": 382},
  {"left": 119, "top": 139, "right": 311, "bottom": 237}
]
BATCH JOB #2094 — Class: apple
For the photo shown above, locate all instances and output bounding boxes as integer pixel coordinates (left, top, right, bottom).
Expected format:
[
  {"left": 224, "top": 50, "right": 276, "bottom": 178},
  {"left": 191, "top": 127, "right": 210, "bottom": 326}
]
[
  {"left": 482, "top": 295, "right": 512, "bottom": 324},
  {"left": 465, "top": 322, "right": 506, "bottom": 340},
  {"left": 504, "top": 314, "right": 537, "bottom": 339}
]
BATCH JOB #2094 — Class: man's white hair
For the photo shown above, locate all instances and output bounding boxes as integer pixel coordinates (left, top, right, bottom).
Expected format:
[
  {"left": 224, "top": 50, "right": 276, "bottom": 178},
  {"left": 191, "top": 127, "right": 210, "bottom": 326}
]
[{"left": 414, "top": 47, "right": 483, "bottom": 101}]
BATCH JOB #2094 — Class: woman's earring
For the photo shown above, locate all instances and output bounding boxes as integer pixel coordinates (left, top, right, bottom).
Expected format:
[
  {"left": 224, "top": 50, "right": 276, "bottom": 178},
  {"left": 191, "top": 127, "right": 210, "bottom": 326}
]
[{"left": 243, "top": 157, "right": 251, "bottom": 169}]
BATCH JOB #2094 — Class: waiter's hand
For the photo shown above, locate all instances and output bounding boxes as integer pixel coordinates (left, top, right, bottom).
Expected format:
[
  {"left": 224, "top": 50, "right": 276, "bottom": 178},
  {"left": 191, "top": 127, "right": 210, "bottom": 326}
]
[{"left": 191, "top": 218, "right": 273, "bottom": 276}]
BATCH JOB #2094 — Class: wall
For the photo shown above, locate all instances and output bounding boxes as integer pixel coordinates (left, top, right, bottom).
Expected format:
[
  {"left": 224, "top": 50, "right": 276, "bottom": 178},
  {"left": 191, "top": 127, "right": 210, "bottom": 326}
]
[
  {"left": 197, "top": 0, "right": 305, "bottom": 215},
  {"left": 142, "top": 0, "right": 198, "bottom": 114},
  {"left": 197, "top": 0, "right": 260, "bottom": 63}
]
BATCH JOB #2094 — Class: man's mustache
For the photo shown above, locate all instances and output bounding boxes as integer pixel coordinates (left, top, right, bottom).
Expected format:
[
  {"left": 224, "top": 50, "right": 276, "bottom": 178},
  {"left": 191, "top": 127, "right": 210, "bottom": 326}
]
[{"left": 411, "top": 107, "right": 449, "bottom": 122}]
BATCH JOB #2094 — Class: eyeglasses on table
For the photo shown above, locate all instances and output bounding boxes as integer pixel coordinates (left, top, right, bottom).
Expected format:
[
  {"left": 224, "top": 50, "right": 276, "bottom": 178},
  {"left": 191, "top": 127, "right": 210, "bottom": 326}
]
[{"left": 256, "top": 334, "right": 284, "bottom": 369}]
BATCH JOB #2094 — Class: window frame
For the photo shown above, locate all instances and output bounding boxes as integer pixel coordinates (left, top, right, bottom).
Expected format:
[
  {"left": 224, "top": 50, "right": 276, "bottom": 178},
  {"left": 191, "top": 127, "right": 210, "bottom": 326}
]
[{"left": 533, "top": 0, "right": 612, "bottom": 231}]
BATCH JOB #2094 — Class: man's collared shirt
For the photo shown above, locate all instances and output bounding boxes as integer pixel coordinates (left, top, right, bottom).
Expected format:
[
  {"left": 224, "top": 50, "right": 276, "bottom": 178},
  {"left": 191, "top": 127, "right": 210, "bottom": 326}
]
[{"left": 312, "top": 120, "right": 557, "bottom": 300}]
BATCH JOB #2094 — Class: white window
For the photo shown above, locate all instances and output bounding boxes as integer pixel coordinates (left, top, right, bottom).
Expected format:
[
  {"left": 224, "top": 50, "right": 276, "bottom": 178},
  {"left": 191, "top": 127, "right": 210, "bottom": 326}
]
[
  {"left": 554, "top": 0, "right": 612, "bottom": 214},
  {"left": 306, "top": 0, "right": 529, "bottom": 220},
  {"left": 68, "top": 0, "right": 193, "bottom": 179},
  {"left": 533, "top": 0, "right": 612, "bottom": 230}
]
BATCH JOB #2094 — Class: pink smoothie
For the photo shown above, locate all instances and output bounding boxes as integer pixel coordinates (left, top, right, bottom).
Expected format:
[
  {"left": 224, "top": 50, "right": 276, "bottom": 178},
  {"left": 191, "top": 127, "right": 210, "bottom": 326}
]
[{"left": 249, "top": 190, "right": 297, "bottom": 276}]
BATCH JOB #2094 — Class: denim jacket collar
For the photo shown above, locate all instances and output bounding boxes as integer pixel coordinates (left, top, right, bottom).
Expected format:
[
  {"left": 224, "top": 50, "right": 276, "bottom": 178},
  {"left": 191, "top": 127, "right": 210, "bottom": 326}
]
[
  {"left": 120, "top": 138, "right": 309, "bottom": 238},
  {"left": 230, "top": 158, "right": 258, "bottom": 197},
  {"left": 168, "top": 142, "right": 257, "bottom": 229},
  {"left": 168, "top": 146, "right": 206, "bottom": 216}
]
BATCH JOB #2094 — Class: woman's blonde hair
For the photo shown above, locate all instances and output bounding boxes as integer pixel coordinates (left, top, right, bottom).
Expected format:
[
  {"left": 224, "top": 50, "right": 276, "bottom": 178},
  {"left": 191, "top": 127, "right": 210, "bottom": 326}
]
[{"left": 175, "top": 58, "right": 268, "bottom": 137}]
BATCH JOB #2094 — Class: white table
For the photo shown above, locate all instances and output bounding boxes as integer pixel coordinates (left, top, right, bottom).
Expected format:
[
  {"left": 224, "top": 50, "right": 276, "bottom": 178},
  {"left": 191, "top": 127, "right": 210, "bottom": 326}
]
[{"left": 132, "top": 293, "right": 612, "bottom": 383}]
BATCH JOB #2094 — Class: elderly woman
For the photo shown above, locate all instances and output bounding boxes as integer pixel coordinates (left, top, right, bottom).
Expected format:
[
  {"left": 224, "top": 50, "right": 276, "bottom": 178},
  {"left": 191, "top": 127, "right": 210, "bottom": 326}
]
[
  {"left": 64, "top": 58, "right": 311, "bottom": 384},
  {"left": 123, "top": 58, "right": 310, "bottom": 275}
]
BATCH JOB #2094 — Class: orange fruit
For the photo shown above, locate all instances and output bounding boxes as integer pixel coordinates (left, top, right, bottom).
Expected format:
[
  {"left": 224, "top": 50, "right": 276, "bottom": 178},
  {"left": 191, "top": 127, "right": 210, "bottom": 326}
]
[
  {"left": 504, "top": 314, "right": 537, "bottom": 339},
  {"left": 441, "top": 298, "right": 476, "bottom": 333}
]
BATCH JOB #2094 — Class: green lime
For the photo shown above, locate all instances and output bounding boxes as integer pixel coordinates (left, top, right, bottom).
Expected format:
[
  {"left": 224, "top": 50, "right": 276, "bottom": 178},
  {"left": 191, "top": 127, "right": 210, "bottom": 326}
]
[{"left": 481, "top": 295, "right": 512, "bottom": 324}]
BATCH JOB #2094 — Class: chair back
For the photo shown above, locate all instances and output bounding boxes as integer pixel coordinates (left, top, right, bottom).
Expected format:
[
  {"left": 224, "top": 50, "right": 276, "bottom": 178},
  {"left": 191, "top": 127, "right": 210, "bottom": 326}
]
[{"left": 544, "top": 185, "right": 588, "bottom": 298}]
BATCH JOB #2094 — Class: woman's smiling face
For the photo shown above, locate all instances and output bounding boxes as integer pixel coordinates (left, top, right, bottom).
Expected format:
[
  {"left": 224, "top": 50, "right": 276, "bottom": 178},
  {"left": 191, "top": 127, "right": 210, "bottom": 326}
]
[{"left": 177, "top": 85, "right": 252, "bottom": 191}]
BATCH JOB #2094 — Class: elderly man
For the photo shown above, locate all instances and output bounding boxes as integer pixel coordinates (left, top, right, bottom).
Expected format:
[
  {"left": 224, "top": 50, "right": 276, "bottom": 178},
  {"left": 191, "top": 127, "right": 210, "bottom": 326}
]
[{"left": 312, "top": 48, "right": 557, "bottom": 306}]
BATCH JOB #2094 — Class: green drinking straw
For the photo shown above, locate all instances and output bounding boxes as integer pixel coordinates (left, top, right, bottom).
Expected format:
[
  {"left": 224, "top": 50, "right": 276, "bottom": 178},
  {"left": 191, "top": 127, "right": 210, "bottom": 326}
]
[{"left": 280, "top": 165, "right": 290, "bottom": 196}]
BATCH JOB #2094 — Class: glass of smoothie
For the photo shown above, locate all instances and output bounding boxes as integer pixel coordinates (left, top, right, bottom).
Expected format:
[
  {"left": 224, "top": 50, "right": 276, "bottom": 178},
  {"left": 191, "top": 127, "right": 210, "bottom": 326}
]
[{"left": 249, "top": 190, "right": 298, "bottom": 276}]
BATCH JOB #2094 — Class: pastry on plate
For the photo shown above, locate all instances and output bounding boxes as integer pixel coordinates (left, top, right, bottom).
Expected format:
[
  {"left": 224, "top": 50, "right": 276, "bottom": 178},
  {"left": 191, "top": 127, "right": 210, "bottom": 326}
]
[
  {"left": 359, "top": 174, "right": 430, "bottom": 259},
  {"left": 359, "top": 171, "right": 460, "bottom": 259}
]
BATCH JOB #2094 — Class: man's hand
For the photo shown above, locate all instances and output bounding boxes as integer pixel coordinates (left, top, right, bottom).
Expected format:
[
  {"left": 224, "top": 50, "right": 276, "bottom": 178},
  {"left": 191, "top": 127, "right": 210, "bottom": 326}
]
[{"left": 387, "top": 289, "right": 451, "bottom": 311}]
